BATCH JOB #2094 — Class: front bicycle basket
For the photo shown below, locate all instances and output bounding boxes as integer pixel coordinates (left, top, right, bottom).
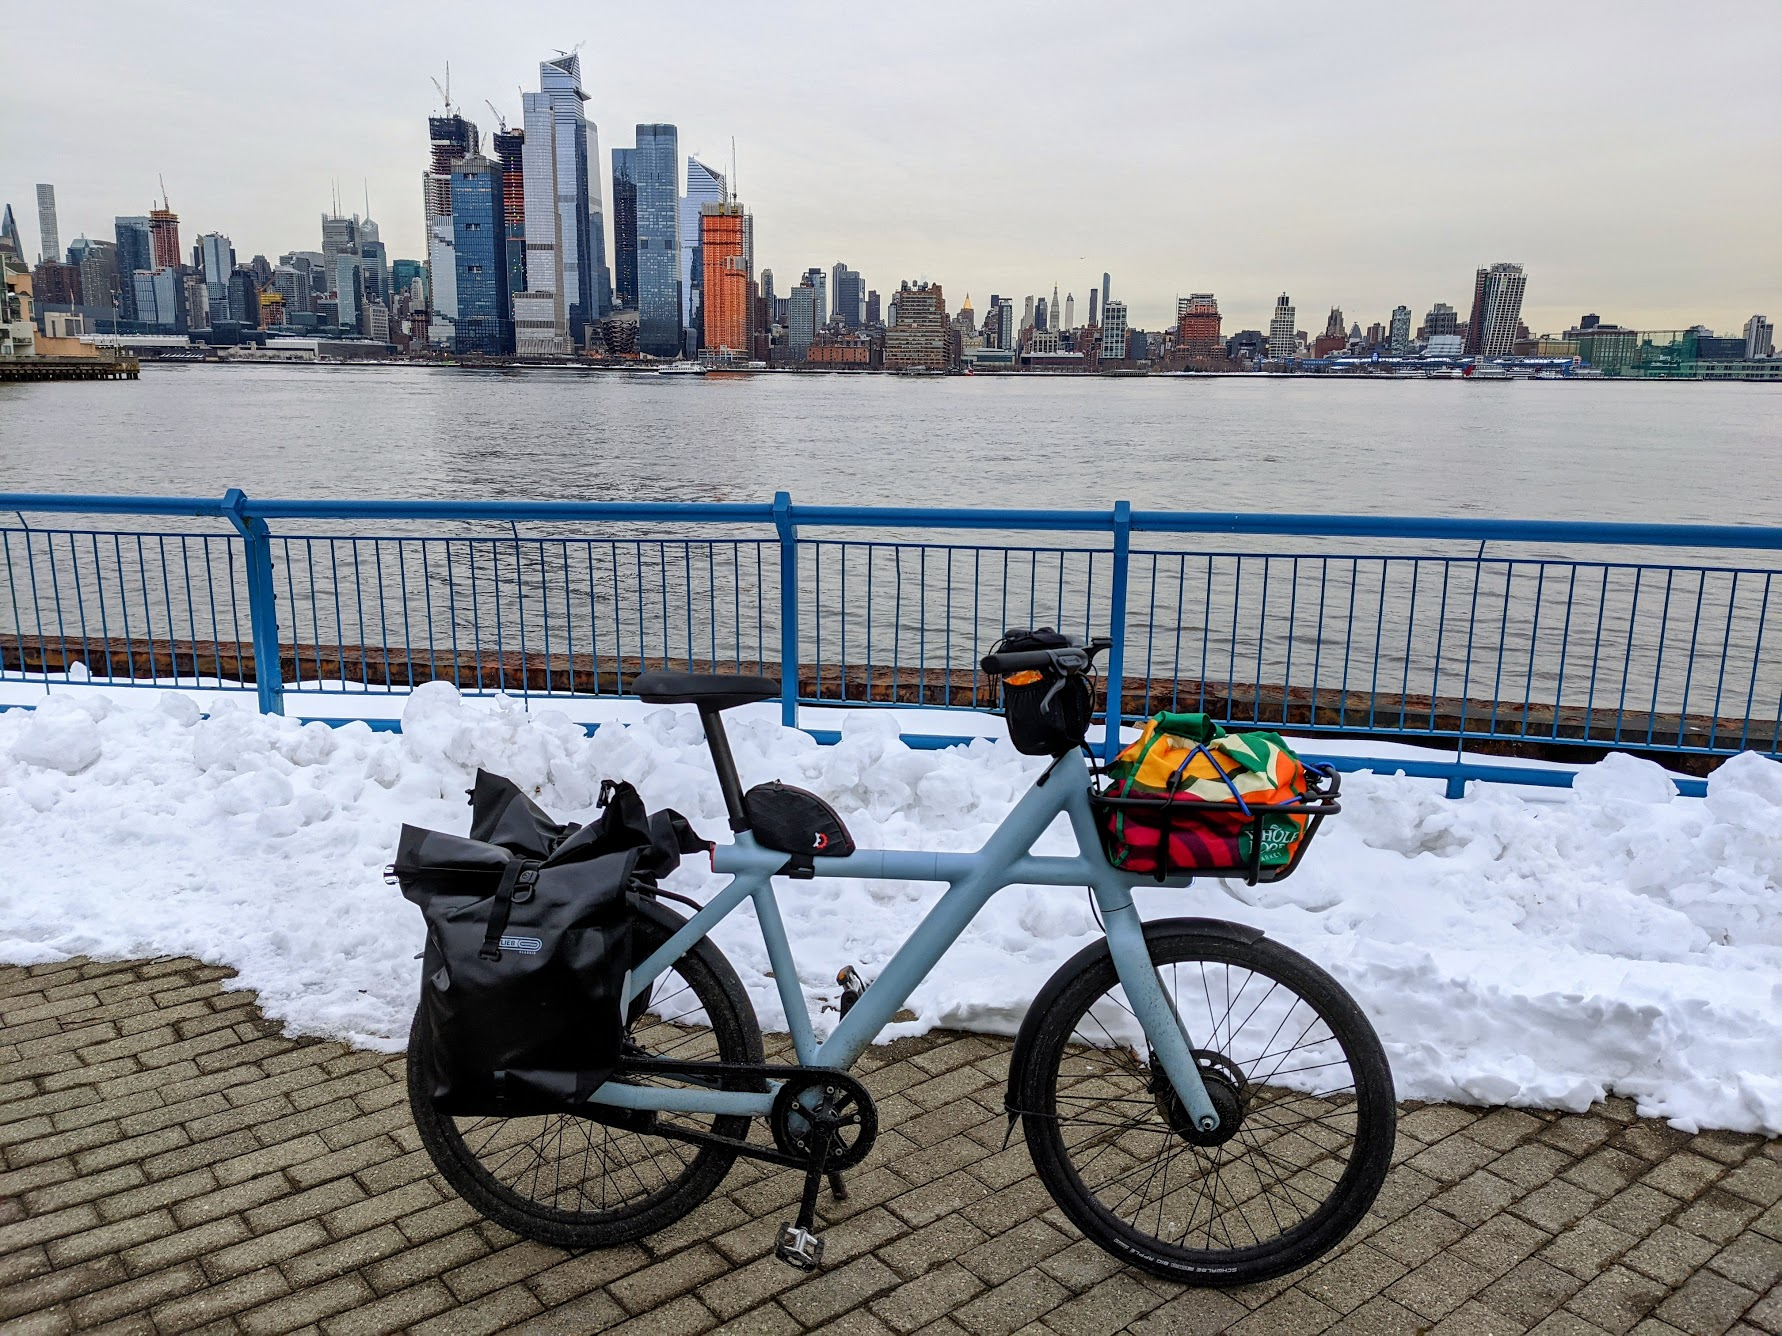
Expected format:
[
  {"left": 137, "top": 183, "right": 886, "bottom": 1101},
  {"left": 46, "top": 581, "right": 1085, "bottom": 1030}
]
[{"left": 1088, "top": 725, "right": 1341, "bottom": 885}]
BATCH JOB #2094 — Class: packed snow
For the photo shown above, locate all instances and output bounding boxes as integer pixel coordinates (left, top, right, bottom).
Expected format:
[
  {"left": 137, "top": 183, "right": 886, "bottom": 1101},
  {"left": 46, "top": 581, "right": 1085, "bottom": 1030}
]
[{"left": 1, "top": 682, "right": 1778, "bottom": 1135}]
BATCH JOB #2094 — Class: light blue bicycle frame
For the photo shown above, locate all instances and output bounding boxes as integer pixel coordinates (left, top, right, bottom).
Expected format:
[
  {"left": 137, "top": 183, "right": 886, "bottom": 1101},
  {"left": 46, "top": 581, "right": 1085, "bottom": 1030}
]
[{"left": 587, "top": 749, "right": 1223, "bottom": 1133}]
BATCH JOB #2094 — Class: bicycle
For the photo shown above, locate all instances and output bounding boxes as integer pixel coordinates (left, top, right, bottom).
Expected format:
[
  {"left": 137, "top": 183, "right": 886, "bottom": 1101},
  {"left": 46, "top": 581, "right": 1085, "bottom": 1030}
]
[{"left": 408, "top": 634, "right": 1396, "bottom": 1286}]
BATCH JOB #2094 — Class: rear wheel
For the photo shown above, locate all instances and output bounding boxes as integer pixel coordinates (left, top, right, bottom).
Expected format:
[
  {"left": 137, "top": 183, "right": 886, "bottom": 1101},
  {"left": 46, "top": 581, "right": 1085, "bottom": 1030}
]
[
  {"left": 1017, "top": 923, "right": 1395, "bottom": 1285},
  {"left": 409, "top": 896, "right": 763, "bottom": 1248}
]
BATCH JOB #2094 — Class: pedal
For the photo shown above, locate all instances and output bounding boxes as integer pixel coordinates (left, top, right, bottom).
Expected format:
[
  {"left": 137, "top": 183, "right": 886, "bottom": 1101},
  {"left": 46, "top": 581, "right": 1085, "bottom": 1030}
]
[
  {"left": 836, "top": 965, "right": 866, "bottom": 1018},
  {"left": 775, "top": 1221, "right": 825, "bottom": 1270}
]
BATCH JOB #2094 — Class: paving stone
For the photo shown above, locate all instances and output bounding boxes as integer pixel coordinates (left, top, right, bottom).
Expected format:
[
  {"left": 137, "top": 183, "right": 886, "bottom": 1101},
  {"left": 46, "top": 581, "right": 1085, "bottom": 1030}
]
[
  {"left": 606, "top": 1243, "right": 729, "bottom": 1315},
  {"left": 1671, "top": 1189, "right": 1765, "bottom": 1247},
  {"left": 1623, "top": 1224, "right": 1723, "bottom": 1287},
  {"left": 1713, "top": 1155, "right": 1781, "bottom": 1208},
  {"left": 1540, "top": 1217, "right": 1640, "bottom": 1281},
  {"left": 957, "top": 1218, "right": 1072, "bottom": 1287},
  {"left": 1451, "top": 1213, "right": 1553, "bottom": 1279},
  {"left": 1704, "top": 1230, "right": 1781, "bottom": 1293},
  {"left": 779, "top": 1254, "right": 901, "bottom": 1327},
  {"left": 1651, "top": 1269, "right": 1757, "bottom": 1336},
  {"left": 869, "top": 1260, "right": 985, "bottom": 1333},
  {"left": 1565, "top": 1265, "right": 1672, "bottom": 1334},
  {"left": 953, "top": 1267, "right": 1072, "bottom": 1336},
  {"left": 1478, "top": 1256, "right": 1587, "bottom": 1326}
]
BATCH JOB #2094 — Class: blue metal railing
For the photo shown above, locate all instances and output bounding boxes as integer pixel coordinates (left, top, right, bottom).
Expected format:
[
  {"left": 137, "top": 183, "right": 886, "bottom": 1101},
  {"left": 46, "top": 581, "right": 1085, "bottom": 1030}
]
[{"left": 4, "top": 491, "right": 1781, "bottom": 794}]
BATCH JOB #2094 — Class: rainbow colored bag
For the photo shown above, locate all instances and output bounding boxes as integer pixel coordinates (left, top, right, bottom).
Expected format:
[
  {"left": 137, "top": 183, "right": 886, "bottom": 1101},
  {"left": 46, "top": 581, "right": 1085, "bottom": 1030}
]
[{"left": 1095, "top": 713, "right": 1311, "bottom": 876}]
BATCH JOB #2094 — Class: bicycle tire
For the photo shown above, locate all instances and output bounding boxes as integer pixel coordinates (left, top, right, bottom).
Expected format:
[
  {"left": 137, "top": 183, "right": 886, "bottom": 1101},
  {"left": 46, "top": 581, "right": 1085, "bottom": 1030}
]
[
  {"left": 409, "top": 894, "right": 763, "bottom": 1249},
  {"left": 1016, "top": 920, "right": 1395, "bottom": 1285}
]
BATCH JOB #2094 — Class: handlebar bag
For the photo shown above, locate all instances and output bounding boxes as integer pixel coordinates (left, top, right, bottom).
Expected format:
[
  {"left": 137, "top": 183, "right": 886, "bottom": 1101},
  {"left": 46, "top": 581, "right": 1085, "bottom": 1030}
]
[
  {"left": 394, "top": 771, "right": 708, "bottom": 1117},
  {"left": 992, "top": 628, "right": 1094, "bottom": 756},
  {"left": 1099, "top": 713, "right": 1310, "bottom": 874}
]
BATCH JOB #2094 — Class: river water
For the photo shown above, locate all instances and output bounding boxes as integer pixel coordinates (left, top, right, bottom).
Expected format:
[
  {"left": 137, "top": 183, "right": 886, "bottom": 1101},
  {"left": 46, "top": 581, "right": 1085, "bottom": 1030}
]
[
  {"left": 2, "top": 366, "right": 1778, "bottom": 742},
  {"left": 0, "top": 364, "right": 1777, "bottom": 522}
]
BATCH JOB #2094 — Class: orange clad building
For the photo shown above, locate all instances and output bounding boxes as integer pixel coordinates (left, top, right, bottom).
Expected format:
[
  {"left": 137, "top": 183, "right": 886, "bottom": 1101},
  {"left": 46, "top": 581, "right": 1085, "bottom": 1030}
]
[{"left": 699, "top": 202, "right": 748, "bottom": 358}]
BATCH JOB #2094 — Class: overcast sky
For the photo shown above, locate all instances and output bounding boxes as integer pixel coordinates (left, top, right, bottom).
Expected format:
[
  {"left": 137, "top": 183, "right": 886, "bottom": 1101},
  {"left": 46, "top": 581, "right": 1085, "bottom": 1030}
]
[{"left": 4, "top": 2, "right": 1778, "bottom": 334}]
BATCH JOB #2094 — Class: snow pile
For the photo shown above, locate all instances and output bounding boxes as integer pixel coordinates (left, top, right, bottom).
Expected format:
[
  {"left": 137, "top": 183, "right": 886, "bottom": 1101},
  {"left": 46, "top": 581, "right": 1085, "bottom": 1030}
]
[{"left": 1, "top": 683, "right": 1779, "bottom": 1134}]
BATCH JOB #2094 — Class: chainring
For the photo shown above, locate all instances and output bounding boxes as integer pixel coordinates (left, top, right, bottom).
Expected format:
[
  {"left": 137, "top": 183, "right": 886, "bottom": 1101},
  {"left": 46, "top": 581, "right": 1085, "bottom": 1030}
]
[{"left": 769, "top": 1070, "right": 879, "bottom": 1171}]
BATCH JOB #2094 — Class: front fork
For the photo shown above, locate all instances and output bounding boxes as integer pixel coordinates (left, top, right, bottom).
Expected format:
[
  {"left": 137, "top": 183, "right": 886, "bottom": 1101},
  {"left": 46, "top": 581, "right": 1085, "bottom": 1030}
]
[{"left": 1093, "top": 885, "right": 1222, "bottom": 1134}]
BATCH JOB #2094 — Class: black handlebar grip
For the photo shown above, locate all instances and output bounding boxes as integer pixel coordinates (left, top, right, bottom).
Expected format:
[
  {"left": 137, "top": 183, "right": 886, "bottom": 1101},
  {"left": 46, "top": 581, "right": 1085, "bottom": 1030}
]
[{"left": 980, "top": 649, "right": 1061, "bottom": 675}]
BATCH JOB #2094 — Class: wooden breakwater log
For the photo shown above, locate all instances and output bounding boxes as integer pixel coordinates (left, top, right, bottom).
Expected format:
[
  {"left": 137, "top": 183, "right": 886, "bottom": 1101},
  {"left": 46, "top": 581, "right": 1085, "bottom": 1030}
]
[{"left": 2, "top": 632, "right": 1764, "bottom": 774}]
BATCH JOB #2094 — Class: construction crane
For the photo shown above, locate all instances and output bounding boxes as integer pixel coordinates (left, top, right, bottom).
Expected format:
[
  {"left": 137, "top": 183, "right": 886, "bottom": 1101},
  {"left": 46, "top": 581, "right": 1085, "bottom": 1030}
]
[
  {"left": 484, "top": 101, "right": 508, "bottom": 134},
  {"left": 430, "top": 62, "right": 453, "bottom": 113}
]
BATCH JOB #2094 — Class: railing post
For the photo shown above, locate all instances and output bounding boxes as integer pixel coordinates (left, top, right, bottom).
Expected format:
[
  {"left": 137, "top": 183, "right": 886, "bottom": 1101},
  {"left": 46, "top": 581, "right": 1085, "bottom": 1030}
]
[
  {"left": 1102, "top": 500, "right": 1132, "bottom": 762},
  {"left": 773, "top": 490, "right": 798, "bottom": 729},
  {"left": 223, "top": 488, "right": 284, "bottom": 716}
]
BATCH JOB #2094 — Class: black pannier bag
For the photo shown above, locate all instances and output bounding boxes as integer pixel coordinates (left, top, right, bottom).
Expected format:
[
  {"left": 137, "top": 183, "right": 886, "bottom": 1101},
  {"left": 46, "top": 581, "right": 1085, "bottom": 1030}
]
[
  {"left": 395, "top": 770, "right": 708, "bottom": 1117},
  {"left": 988, "top": 627, "right": 1094, "bottom": 757}
]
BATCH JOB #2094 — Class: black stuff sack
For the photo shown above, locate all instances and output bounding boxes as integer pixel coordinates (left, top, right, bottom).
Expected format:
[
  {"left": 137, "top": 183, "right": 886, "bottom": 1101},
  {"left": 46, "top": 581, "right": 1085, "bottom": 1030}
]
[{"left": 394, "top": 771, "right": 709, "bottom": 1118}]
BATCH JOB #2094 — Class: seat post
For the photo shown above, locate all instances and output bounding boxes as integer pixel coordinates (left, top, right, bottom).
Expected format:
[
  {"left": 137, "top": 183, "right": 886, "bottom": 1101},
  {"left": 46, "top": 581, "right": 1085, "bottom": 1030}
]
[{"left": 700, "top": 707, "right": 752, "bottom": 832}]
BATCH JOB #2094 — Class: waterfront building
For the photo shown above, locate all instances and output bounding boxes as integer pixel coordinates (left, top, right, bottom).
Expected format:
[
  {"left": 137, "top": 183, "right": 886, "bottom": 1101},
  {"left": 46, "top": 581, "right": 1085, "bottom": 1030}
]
[
  {"left": 800, "top": 267, "right": 827, "bottom": 331},
  {"left": 491, "top": 124, "right": 527, "bottom": 301},
  {"left": 132, "top": 266, "right": 185, "bottom": 331},
  {"left": 865, "top": 289, "right": 881, "bottom": 326},
  {"left": 680, "top": 158, "right": 725, "bottom": 349},
  {"left": 831, "top": 263, "right": 863, "bottom": 328},
  {"left": 805, "top": 332, "right": 876, "bottom": 369},
  {"left": 537, "top": 53, "right": 610, "bottom": 342},
  {"left": 1745, "top": 314, "right": 1774, "bottom": 359},
  {"left": 424, "top": 111, "right": 477, "bottom": 348},
  {"left": 1267, "top": 293, "right": 1296, "bottom": 359},
  {"left": 227, "top": 267, "right": 259, "bottom": 328},
  {"left": 112, "top": 217, "right": 153, "bottom": 323},
  {"left": 884, "top": 281, "right": 948, "bottom": 370},
  {"left": 698, "top": 201, "right": 748, "bottom": 361},
  {"left": 633, "top": 124, "right": 681, "bottom": 357},
  {"left": 1176, "top": 294, "right": 1221, "bottom": 355},
  {"left": 35, "top": 185, "right": 58, "bottom": 266},
  {"left": 148, "top": 201, "right": 180, "bottom": 270},
  {"left": 1389, "top": 305, "right": 1412, "bottom": 355},
  {"left": 611, "top": 148, "right": 637, "bottom": 309},
  {"left": 450, "top": 154, "right": 513, "bottom": 355},
  {"left": 1100, "top": 299, "right": 1129, "bottom": 361},
  {"left": 1422, "top": 301, "right": 1458, "bottom": 340},
  {"left": 1465, "top": 263, "right": 1526, "bottom": 357},
  {"left": 517, "top": 91, "right": 568, "bottom": 355},
  {"left": 787, "top": 281, "right": 818, "bottom": 359},
  {"left": 31, "top": 261, "right": 79, "bottom": 307}
]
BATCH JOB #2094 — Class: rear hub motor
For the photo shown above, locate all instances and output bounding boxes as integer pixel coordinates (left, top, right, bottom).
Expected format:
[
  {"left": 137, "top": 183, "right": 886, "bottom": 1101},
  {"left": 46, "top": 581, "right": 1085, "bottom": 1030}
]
[{"left": 1150, "top": 1049, "right": 1247, "bottom": 1147}]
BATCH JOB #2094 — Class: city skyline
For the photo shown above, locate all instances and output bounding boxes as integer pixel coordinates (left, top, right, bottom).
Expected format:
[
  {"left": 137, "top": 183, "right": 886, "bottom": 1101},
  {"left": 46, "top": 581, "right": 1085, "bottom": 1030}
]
[{"left": 3, "top": 4, "right": 1779, "bottom": 336}]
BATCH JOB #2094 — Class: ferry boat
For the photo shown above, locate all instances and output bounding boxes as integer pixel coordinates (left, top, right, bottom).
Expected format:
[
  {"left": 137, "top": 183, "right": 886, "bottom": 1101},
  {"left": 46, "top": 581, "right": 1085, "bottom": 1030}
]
[
  {"left": 657, "top": 361, "right": 706, "bottom": 377},
  {"left": 1465, "top": 363, "right": 1512, "bottom": 380}
]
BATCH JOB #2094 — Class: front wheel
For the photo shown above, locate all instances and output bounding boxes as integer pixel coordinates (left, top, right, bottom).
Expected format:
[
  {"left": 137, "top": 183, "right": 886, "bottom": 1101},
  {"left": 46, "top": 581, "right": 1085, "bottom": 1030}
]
[{"left": 1015, "top": 921, "right": 1395, "bottom": 1285}]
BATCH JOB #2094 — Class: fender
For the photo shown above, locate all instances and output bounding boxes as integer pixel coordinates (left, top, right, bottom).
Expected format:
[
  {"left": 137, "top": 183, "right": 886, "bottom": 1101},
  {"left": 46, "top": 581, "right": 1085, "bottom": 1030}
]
[{"left": 1004, "top": 917, "right": 1266, "bottom": 1117}]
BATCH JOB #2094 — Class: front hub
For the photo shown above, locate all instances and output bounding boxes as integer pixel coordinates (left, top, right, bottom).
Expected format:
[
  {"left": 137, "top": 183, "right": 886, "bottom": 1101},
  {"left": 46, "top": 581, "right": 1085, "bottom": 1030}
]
[{"left": 1151, "top": 1049, "right": 1247, "bottom": 1147}]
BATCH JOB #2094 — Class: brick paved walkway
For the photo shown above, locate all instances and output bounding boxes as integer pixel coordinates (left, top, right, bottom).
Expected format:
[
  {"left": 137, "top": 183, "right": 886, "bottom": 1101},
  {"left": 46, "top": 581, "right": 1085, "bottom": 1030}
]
[{"left": 1, "top": 957, "right": 1777, "bottom": 1336}]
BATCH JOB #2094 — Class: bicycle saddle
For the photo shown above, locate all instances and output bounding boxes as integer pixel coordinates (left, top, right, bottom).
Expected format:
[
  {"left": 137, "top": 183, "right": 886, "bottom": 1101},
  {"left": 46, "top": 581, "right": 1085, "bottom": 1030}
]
[{"left": 629, "top": 670, "right": 780, "bottom": 711}]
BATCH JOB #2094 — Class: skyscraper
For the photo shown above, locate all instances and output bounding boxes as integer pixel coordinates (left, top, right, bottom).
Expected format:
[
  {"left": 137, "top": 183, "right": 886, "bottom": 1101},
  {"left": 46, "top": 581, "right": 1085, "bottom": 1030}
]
[
  {"left": 1064, "top": 293, "right": 1074, "bottom": 330},
  {"left": 1176, "top": 294, "right": 1221, "bottom": 355},
  {"left": 801, "top": 267, "right": 826, "bottom": 330},
  {"left": 536, "top": 54, "right": 608, "bottom": 342},
  {"left": 148, "top": 202, "right": 180, "bottom": 270},
  {"left": 633, "top": 124, "right": 681, "bottom": 357},
  {"left": 1268, "top": 294, "right": 1296, "bottom": 359},
  {"left": 1422, "top": 302, "right": 1458, "bottom": 339},
  {"left": 0, "top": 204, "right": 20, "bottom": 260},
  {"left": 1035, "top": 296, "right": 1049, "bottom": 333},
  {"left": 35, "top": 185, "right": 58, "bottom": 266},
  {"left": 865, "top": 289, "right": 880, "bottom": 327},
  {"left": 884, "top": 281, "right": 949, "bottom": 370},
  {"left": 1088, "top": 288, "right": 1098, "bottom": 328},
  {"left": 72, "top": 239, "right": 118, "bottom": 318},
  {"left": 198, "top": 233, "right": 234, "bottom": 322},
  {"left": 611, "top": 148, "right": 638, "bottom": 310},
  {"left": 112, "top": 217, "right": 153, "bottom": 323},
  {"left": 1465, "top": 263, "right": 1526, "bottom": 358},
  {"left": 831, "top": 263, "right": 863, "bottom": 328},
  {"left": 1745, "top": 314, "right": 1774, "bottom": 359},
  {"left": 1389, "top": 305, "right": 1412, "bottom": 355},
  {"left": 699, "top": 201, "right": 748, "bottom": 360},
  {"left": 425, "top": 111, "right": 478, "bottom": 347},
  {"left": 680, "top": 157, "right": 725, "bottom": 349},
  {"left": 491, "top": 124, "right": 527, "bottom": 300},
  {"left": 1100, "top": 300, "right": 1128, "bottom": 361},
  {"left": 1101, "top": 273, "right": 1111, "bottom": 316},
  {"left": 788, "top": 282, "right": 818, "bottom": 359},
  {"left": 451, "top": 154, "right": 513, "bottom": 355},
  {"left": 516, "top": 92, "right": 567, "bottom": 355}
]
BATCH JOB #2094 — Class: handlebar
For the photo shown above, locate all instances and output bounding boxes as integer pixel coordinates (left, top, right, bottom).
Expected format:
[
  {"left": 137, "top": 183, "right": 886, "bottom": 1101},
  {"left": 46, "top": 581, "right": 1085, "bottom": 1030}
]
[{"left": 981, "top": 636, "right": 1112, "bottom": 677}]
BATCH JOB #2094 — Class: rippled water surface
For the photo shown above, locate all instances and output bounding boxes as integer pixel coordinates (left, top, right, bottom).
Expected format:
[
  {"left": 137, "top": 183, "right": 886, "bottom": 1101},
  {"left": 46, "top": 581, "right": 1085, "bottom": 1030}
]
[{"left": 1, "top": 365, "right": 1776, "bottom": 522}]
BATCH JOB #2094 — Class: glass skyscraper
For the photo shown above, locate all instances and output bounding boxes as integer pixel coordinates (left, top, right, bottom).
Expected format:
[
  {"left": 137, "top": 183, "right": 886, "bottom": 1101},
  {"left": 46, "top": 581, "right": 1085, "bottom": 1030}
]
[
  {"left": 451, "top": 156, "right": 513, "bottom": 355},
  {"left": 633, "top": 124, "right": 681, "bottom": 357},
  {"left": 537, "top": 54, "right": 609, "bottom": 345},
  {"left": 112, "top": 216, "right": 153, "bottom": 323},
  {"left": 611, "top": 148, "right": 638, "bottom": 310}
]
